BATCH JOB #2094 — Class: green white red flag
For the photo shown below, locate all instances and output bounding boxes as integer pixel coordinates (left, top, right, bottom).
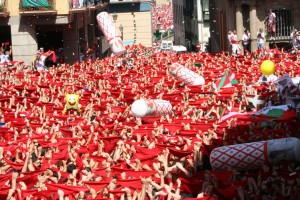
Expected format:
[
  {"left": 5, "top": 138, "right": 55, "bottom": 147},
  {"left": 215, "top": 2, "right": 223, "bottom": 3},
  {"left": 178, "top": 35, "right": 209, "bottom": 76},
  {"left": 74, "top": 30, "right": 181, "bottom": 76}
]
[{"left": 219, "top": 105, "right": 296, "bottom": 123}]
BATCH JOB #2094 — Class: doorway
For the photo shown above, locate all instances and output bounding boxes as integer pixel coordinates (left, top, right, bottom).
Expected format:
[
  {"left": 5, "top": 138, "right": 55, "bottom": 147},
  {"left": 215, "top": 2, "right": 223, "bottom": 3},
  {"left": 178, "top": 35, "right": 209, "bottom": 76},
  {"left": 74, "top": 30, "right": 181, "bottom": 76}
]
[
  {"left": 36, "top": 25, "right": 63, "bottom": 51},
  {"left": 0, "top": 26, "right": 12, "bottom": 59},
  {"left": 0, "top": 26, "right": 11, "bottom": 45}
]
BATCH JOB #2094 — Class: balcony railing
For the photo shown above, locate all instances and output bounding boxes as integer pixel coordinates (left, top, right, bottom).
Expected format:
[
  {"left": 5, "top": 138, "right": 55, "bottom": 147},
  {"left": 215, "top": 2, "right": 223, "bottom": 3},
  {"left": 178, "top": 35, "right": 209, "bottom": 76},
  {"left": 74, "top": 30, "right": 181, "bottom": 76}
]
[
  {"left": 0, "top": 0, "right": 10, "bottom": 17},
  {"left": 19, "top": 0, "right": 57, "bottom": 15},
  {"left": 70, "top": 0, "right": 108, "bottom": 13},
  {"left": 266, "top": 36, "right": 291, "bottom": 42}
]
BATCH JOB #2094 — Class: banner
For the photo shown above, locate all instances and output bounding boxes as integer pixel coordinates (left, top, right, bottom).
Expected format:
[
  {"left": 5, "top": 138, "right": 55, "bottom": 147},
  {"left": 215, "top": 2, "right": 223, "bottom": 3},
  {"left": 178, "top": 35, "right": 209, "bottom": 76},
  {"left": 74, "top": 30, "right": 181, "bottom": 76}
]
[
  {"left": 22, "top": 0, "right": 49, "bottom": 7},
  {"left": 219, "top": 105, "right": 296, "bottom": 124},
  {"left": 253, "top": 105, "right": 296, "bottom": 121}
]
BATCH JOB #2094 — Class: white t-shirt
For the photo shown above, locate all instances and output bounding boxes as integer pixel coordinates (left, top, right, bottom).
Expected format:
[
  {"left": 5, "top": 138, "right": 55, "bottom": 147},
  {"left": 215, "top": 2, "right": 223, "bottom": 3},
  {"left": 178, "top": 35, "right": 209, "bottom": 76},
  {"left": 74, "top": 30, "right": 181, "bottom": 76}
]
[
  {"left": 36, "top": 55, "right": 46, "bottom": 70},
  {"left": 228, "top": 33, "right": 233, "bottom": 44},
  {"left": 257, "top": 32, "right": 265, "bottom": 44},
  {"left": 291, "top": 32, "right": 299, "bottom": 47},
  {"left": 231, "top": 34, "right": 238, "bottom": 44},
  {"left": 0, "top": 54, "right": 6, "bottom": 63},
  {"left": 4, "top": 55, "right": 10, "bottom": 62},
  {"left": 268, "top": 12, "right": 276, "bottom": 24},
  {"left": 242, "top": 33, "right": 250, "bottom": 45}
]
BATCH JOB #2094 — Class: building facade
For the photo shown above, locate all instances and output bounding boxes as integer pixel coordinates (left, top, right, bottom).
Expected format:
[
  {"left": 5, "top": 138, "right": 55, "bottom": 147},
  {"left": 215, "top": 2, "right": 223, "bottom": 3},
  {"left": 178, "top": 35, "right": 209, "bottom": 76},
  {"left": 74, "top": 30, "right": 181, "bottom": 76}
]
[
  {"left": 210, "top": 0, "right": 300, "bottom": 53},
  {"left": 155, "top": 0, "right": 171, "bottom": 5},
  {"left": 108, "top": 0, "right": 152, "bottom": 47},
  {"left": 0, "top": 0, "right": 109, "bottom": 65},
  {"left": 172, "top": 0, "right": 210, "bottom": 51}
]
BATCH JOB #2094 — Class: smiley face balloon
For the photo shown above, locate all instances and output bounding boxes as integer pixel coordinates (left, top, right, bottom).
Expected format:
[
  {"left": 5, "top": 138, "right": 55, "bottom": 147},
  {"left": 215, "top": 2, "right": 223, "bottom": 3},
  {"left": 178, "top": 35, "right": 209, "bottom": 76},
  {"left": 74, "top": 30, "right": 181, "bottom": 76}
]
[{"left": 62, "top": 94, "right": 81, "bottom": 114}]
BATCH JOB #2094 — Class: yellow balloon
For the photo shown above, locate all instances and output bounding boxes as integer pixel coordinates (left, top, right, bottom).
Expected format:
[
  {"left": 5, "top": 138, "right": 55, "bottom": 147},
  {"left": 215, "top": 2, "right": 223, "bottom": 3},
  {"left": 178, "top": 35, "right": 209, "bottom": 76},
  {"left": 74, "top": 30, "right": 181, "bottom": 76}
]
[{"left": 260, "top": 60, "right": 275, "bottom": 75}]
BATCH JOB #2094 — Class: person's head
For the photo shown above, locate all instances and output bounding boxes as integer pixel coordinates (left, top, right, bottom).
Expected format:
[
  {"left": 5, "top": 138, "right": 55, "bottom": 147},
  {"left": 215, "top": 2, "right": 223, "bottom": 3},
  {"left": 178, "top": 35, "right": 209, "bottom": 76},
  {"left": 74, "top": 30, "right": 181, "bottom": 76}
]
[
  {"left": 36, "top": 52, "right": 41, "bottom": 59},
  {"left": 46, "top": 168, "right": 58, "bottom": 178},
  {"left": 268, "top": 9, "right": 272, "bottom": 13},
  {"left": 82, "top": 167, "right": 91, "bottom": 175},
  {"left": 40, "top": 47, "right": 44, "bottom": 52},
  {"left": 259, "top": 28, "right": 263, "bottom": 32},
  {"left": 67, "top": 163, "right": 76, "bottom": 173}
]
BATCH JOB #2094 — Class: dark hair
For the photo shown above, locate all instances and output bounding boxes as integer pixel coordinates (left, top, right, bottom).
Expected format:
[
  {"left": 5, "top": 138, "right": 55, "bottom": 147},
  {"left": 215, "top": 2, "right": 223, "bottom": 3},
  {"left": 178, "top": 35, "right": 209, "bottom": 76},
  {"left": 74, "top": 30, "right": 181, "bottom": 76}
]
[
  {"left": 262, "top": 76, "right": 267, "bottom": 82},
  {"left": 56, "top": 160, "right": 64, "bottom": 168},
  {"left": 84, "top": 167, "right": 92, "bottom": 172},
  {"left": 234, "top": 98, "right": 240, "bottom": 104},
  {"left": 67, "top": 163, "right": 76, "bottom": 173},
  {"left": 91, "top": 114, "right": 96, "bottom": 121},
  {"left": 47, "top": 168, "right": 59, "bottom": 178},
  {"left": 246, "top": 103, "right": 255, "bottom": 112},
  {"left": 41, "top": 148, "right": 48, "bottom": 157},
  {"left": 31, "top": 152, "right": 38, "bottom": 163},
  {"left": 52, "top": 170, "right": 58, "bottom": 178}
]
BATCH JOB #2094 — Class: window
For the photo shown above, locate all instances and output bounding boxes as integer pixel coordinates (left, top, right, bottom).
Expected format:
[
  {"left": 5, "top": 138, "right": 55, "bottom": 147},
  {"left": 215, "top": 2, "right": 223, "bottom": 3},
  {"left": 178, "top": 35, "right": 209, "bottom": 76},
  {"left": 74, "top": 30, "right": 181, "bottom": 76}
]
[
  {"left": 202, "top": 0, "right": 209, "bottom": 21},
  {"left": 185, "top": 1, "right": 192, "bottom": 11},
  {"left": 109, "top": 2, "right": 150, "bottom": 13}
]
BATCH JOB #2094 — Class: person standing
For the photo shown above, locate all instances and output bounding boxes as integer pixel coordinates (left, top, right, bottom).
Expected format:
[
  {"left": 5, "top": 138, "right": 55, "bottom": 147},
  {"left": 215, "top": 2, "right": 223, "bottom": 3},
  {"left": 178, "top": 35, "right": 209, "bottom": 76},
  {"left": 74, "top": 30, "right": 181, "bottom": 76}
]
[
  {"left": 257, "top": 28, "right": 265, "bottom": 50},
  {"left": 230, "top": 30, "right": 240, "bottom": 55},
  {"left": 242, "top": 29, "right": 251, "bottom": 54},
  {"left": 227, "top": 29, "right": 233, "bottom": 47},
  {"left": 291, "top": 29, "right": 300, "bottom": 52},
  {"left": 0, "top": 48, "right": 6, "bottom": 64},
  {"left": 265, "top": 9, "right": 276, "bottom": 39},
  {"left": 34, "top": 52, "right": 46, "bottom": 71}
]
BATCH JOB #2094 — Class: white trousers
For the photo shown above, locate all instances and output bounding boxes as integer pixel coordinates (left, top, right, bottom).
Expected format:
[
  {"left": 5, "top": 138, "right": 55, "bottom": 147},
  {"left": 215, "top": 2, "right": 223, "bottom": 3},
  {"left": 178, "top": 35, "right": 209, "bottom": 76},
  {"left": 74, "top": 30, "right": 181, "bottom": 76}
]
[{"left": 232, "top": 44, "right": 240, "bottom": 55}]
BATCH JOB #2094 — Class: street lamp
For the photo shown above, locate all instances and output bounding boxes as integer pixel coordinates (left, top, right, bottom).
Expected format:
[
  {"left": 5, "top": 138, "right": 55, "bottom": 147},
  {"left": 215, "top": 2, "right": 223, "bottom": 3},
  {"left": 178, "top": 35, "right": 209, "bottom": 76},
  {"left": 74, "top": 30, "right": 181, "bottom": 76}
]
[
  {"left": 119, "top": 24, "right": 123, "bottom": 39},
  {"left": 112, "top": 12, "right": 118, "bottom": 22}
]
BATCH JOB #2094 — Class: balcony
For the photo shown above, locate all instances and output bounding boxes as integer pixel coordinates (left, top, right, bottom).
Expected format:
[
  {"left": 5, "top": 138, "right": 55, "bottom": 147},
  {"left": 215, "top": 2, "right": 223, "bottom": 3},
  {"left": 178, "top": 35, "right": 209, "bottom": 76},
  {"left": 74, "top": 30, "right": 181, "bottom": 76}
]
[
  {"left": 19, "top": 0, "right": 57, "bottom": 16},
  {"left": 69, "top": 0, "right": 108, "bottom": 13},
  {"left": 0, "top": 1, "right": 10, "bottom": 17}
]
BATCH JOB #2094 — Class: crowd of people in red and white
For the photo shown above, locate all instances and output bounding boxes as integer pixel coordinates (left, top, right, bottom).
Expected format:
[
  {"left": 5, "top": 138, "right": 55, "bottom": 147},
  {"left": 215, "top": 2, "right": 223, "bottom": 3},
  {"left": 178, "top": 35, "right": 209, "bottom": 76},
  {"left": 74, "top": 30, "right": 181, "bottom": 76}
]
[
  {"left": 151, "top": 3, "right": 173, "bottom": 32},
  {"left": 1, "top": 43, "right": 300, "bottom": 200}
]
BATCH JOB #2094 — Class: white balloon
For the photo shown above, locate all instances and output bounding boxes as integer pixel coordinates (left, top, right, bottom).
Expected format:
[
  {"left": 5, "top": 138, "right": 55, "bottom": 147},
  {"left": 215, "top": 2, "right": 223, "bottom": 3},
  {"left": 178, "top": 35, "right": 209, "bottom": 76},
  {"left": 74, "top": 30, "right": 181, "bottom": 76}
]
[
  {"left": 210, "top": 137, "right": 300, "bottom": 171},
  {"left": 96, "top": 12, "right": 126, "bottom": 55},
  {"left": 131, "top": 99, "right": 173, "bottom": 118},
  {"left": 169, "top": 63, "right": 205, "bottom": 86}
]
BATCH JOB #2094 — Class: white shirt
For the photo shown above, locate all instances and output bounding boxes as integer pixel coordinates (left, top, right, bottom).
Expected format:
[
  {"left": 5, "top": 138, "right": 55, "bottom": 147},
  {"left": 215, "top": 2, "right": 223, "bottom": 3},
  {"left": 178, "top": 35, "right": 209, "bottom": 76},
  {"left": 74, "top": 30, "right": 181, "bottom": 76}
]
[
  {"left": 268, "top": 12, "right": 276, "bottom": 24},
  {"left": 291, "top": 32, "right": 300, "bottom": 47},
  {"left": 4, "top": 55, "right": 10, "bottom": 62},
  {"left": 0, "top": 53, "right": 6, "bottom": 63},
  {"left": 36, "top": 55, "right": 46, "bottom": 70},
  {"left": 242, "top": 33, "right": 250, "bottom": 45},
  {"left": 228, "top": 33, "right": 233, "bottom": 44},
  {"left": 230, "top": 34, "right": 238, "bottom": 44},
  {"left": 257, "top": 32, "right": 265, "bottom": 44}
]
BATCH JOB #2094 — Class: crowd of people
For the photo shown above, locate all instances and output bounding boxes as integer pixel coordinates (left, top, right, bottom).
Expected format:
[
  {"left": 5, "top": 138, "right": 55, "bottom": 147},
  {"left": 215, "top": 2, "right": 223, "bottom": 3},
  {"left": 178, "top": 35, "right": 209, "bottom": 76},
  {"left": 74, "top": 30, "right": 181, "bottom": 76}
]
[
  {"left": 151, "top": 3, "right": 173, "bottom": 32},
  {"left": 227, "top": 8, "right": 300, "bottom": 56},
  {"left": 0, "top": 43, "right": 300, "bottom": 200}
]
